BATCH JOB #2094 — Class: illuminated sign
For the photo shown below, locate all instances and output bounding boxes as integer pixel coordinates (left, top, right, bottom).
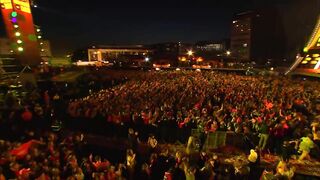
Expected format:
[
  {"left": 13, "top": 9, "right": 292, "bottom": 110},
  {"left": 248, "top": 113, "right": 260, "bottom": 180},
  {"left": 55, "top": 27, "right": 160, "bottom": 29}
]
[
  {"left": 0, "top": 0, "right": 12, "bottom": 9},
  {"left": 13, "top": 0, "right": 31, "bottom": 13}
]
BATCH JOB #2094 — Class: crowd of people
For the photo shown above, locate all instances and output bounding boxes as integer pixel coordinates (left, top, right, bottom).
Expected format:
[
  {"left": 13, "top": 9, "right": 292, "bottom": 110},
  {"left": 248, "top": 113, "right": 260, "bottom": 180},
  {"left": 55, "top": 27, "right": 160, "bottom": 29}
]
[
  {"left": 69, "top": 71, "right": 320, "bottom": 156},
  {"left": 1, "top": 70, "right": 320, "bottom": 179},
  {"left": 0, "top": 130, "right": 300, "bottom": 180}
]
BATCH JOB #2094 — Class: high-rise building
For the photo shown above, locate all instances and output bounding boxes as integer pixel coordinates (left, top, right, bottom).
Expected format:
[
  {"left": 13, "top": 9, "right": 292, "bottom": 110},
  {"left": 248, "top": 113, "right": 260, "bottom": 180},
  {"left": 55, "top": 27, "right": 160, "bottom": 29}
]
[
  {"left": 0, "top": 0, "right": 40, "bottom": 65},
  {"left": 231, "top": 9, "right": 286, "bottom": 64},
  {"left": 230, "top": 12, "right": 252, "bottom": 62}
]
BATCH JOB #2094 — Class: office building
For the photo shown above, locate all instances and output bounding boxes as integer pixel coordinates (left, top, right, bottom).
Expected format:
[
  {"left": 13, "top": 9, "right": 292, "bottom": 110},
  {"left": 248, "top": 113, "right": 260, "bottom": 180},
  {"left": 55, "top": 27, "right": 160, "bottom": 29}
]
[{"left": 231, "top": 9, "right": 286, "bottom": 64}]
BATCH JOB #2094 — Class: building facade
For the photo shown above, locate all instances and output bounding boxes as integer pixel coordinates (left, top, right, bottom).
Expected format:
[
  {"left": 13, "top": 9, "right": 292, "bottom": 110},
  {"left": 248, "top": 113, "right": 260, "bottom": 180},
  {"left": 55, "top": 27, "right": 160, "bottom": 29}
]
[
  {"left": 230, "top": 12, "right": 252, "bottom": 62},
  {"left": 231, "top": 9, "right": 286, "bottom": 64},
  {"left": 87, "top": 45, "right": 152, "bottom": 62}
]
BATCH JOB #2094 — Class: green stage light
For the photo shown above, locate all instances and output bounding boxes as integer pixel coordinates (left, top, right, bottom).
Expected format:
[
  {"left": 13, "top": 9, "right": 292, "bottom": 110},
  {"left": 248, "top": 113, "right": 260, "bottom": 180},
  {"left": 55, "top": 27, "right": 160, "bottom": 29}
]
[{"left": 11, "top": 11, "right": 18, "bottom": 17}]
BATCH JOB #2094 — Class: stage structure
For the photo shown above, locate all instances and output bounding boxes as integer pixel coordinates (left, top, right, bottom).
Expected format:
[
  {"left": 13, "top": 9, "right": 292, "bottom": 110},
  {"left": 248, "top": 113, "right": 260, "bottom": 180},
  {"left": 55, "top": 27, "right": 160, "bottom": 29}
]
[
  {"left": 0, "top": 0, "right": 40, "bottom": 66},
  {"left": 287, "top": 16, "right": 320, "bottom": 75}
]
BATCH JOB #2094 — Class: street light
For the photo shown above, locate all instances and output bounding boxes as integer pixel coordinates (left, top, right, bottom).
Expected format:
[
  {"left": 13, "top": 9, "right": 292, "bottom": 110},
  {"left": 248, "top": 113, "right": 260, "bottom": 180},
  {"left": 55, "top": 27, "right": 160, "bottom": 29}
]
[
  {"left": 145, "top": 57, "right": 150, "bottom": 62},
  {"left": 226, "top": 51, "right": 231, "bottom": 56},
  {"left": 187, "top": 50, "right": 194, "bottom": 56}
]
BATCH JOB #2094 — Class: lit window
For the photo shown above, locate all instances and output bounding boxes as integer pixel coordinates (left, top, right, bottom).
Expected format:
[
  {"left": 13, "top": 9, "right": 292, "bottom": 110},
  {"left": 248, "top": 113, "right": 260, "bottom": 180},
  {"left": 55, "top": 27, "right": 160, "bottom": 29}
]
[
  {"left": 301, "top": 61, "right": 308, "bottom": 64},
  {"left": 312, "top": 54, "right": 319, "bottom": 58},
  {"left": 310, "top": 61, "right": 318, "bottom": 64},
  {"left": 305, "top": 57, "right": 312, "bottom": 61}
]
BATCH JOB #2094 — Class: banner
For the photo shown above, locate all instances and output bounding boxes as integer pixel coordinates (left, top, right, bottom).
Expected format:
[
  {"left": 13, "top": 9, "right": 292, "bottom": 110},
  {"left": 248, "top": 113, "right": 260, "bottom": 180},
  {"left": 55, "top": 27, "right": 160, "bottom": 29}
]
[
  {"left": 0, "top": 0, "right": 13, "bottom": 9},
  {"left": 13, "top": 0, "right": 31, "bottom": 13}
]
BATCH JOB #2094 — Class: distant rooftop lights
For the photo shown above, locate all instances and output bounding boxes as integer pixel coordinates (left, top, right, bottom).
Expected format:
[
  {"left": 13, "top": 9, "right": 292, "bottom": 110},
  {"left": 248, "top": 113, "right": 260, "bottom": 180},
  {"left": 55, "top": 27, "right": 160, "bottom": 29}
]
[{"left": 145, "top": 57, "right": 150, "bottom": 62}]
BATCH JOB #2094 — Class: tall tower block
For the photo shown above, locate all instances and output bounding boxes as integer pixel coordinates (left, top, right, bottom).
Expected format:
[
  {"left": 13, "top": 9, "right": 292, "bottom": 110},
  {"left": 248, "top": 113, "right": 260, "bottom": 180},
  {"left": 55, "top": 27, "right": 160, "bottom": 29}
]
[
  {"left": 288, "top": 16, "right": 320, "bottom": 75},
  {"left": 0, "top": 0, "right": 40, "bottom": 66}
]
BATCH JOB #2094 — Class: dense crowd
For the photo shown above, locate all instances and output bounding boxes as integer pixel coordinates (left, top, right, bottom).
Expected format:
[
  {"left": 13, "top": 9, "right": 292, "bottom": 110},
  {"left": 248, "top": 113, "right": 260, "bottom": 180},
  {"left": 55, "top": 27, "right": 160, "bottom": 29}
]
[
  {"left": 69, "top": 71, "right": 320, "bottom": 156},
  {"left": 0, "top": 130, "right": 300, "bottom": 180},
  {"left": 1, "top": 70, "right": 320, "bottom": 179}
]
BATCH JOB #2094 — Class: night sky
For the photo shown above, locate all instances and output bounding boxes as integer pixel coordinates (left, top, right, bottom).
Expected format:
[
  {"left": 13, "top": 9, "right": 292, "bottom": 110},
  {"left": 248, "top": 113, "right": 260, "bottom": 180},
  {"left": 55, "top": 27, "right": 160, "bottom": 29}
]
[{"left": 1, "top": 0, "right": 320, "bottom": 56}]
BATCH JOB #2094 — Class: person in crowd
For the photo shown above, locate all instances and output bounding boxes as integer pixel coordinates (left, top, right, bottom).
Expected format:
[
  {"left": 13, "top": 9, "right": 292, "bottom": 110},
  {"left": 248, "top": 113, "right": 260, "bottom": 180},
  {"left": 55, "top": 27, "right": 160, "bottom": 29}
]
[
  {"left": 127, "top": 128, "right": 139, "bottom": 151},
  {"left": 275, "top": 160, "right": 295, "bottom": 179},
  {"left": 126, "top": 149, "right": 136, "bottom": 180},
  {"left": 147, "top": 134, "right": 158, "bottom": 154},
  {"left": 298, "top": 134, "right": 315, "bottom": 161},
  {"left": 260, "top": 167, "right": 276, "bottom": 180},
  {"left": 258, "top": 120, "right": 270, "bottom": 151}
]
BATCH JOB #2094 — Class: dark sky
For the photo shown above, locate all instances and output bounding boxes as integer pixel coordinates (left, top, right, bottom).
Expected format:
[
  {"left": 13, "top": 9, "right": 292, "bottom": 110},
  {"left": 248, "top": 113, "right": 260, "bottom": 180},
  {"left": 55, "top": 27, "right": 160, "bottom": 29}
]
[{"left": 1, "top": 0, "right": 319, "bottom": 55}]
